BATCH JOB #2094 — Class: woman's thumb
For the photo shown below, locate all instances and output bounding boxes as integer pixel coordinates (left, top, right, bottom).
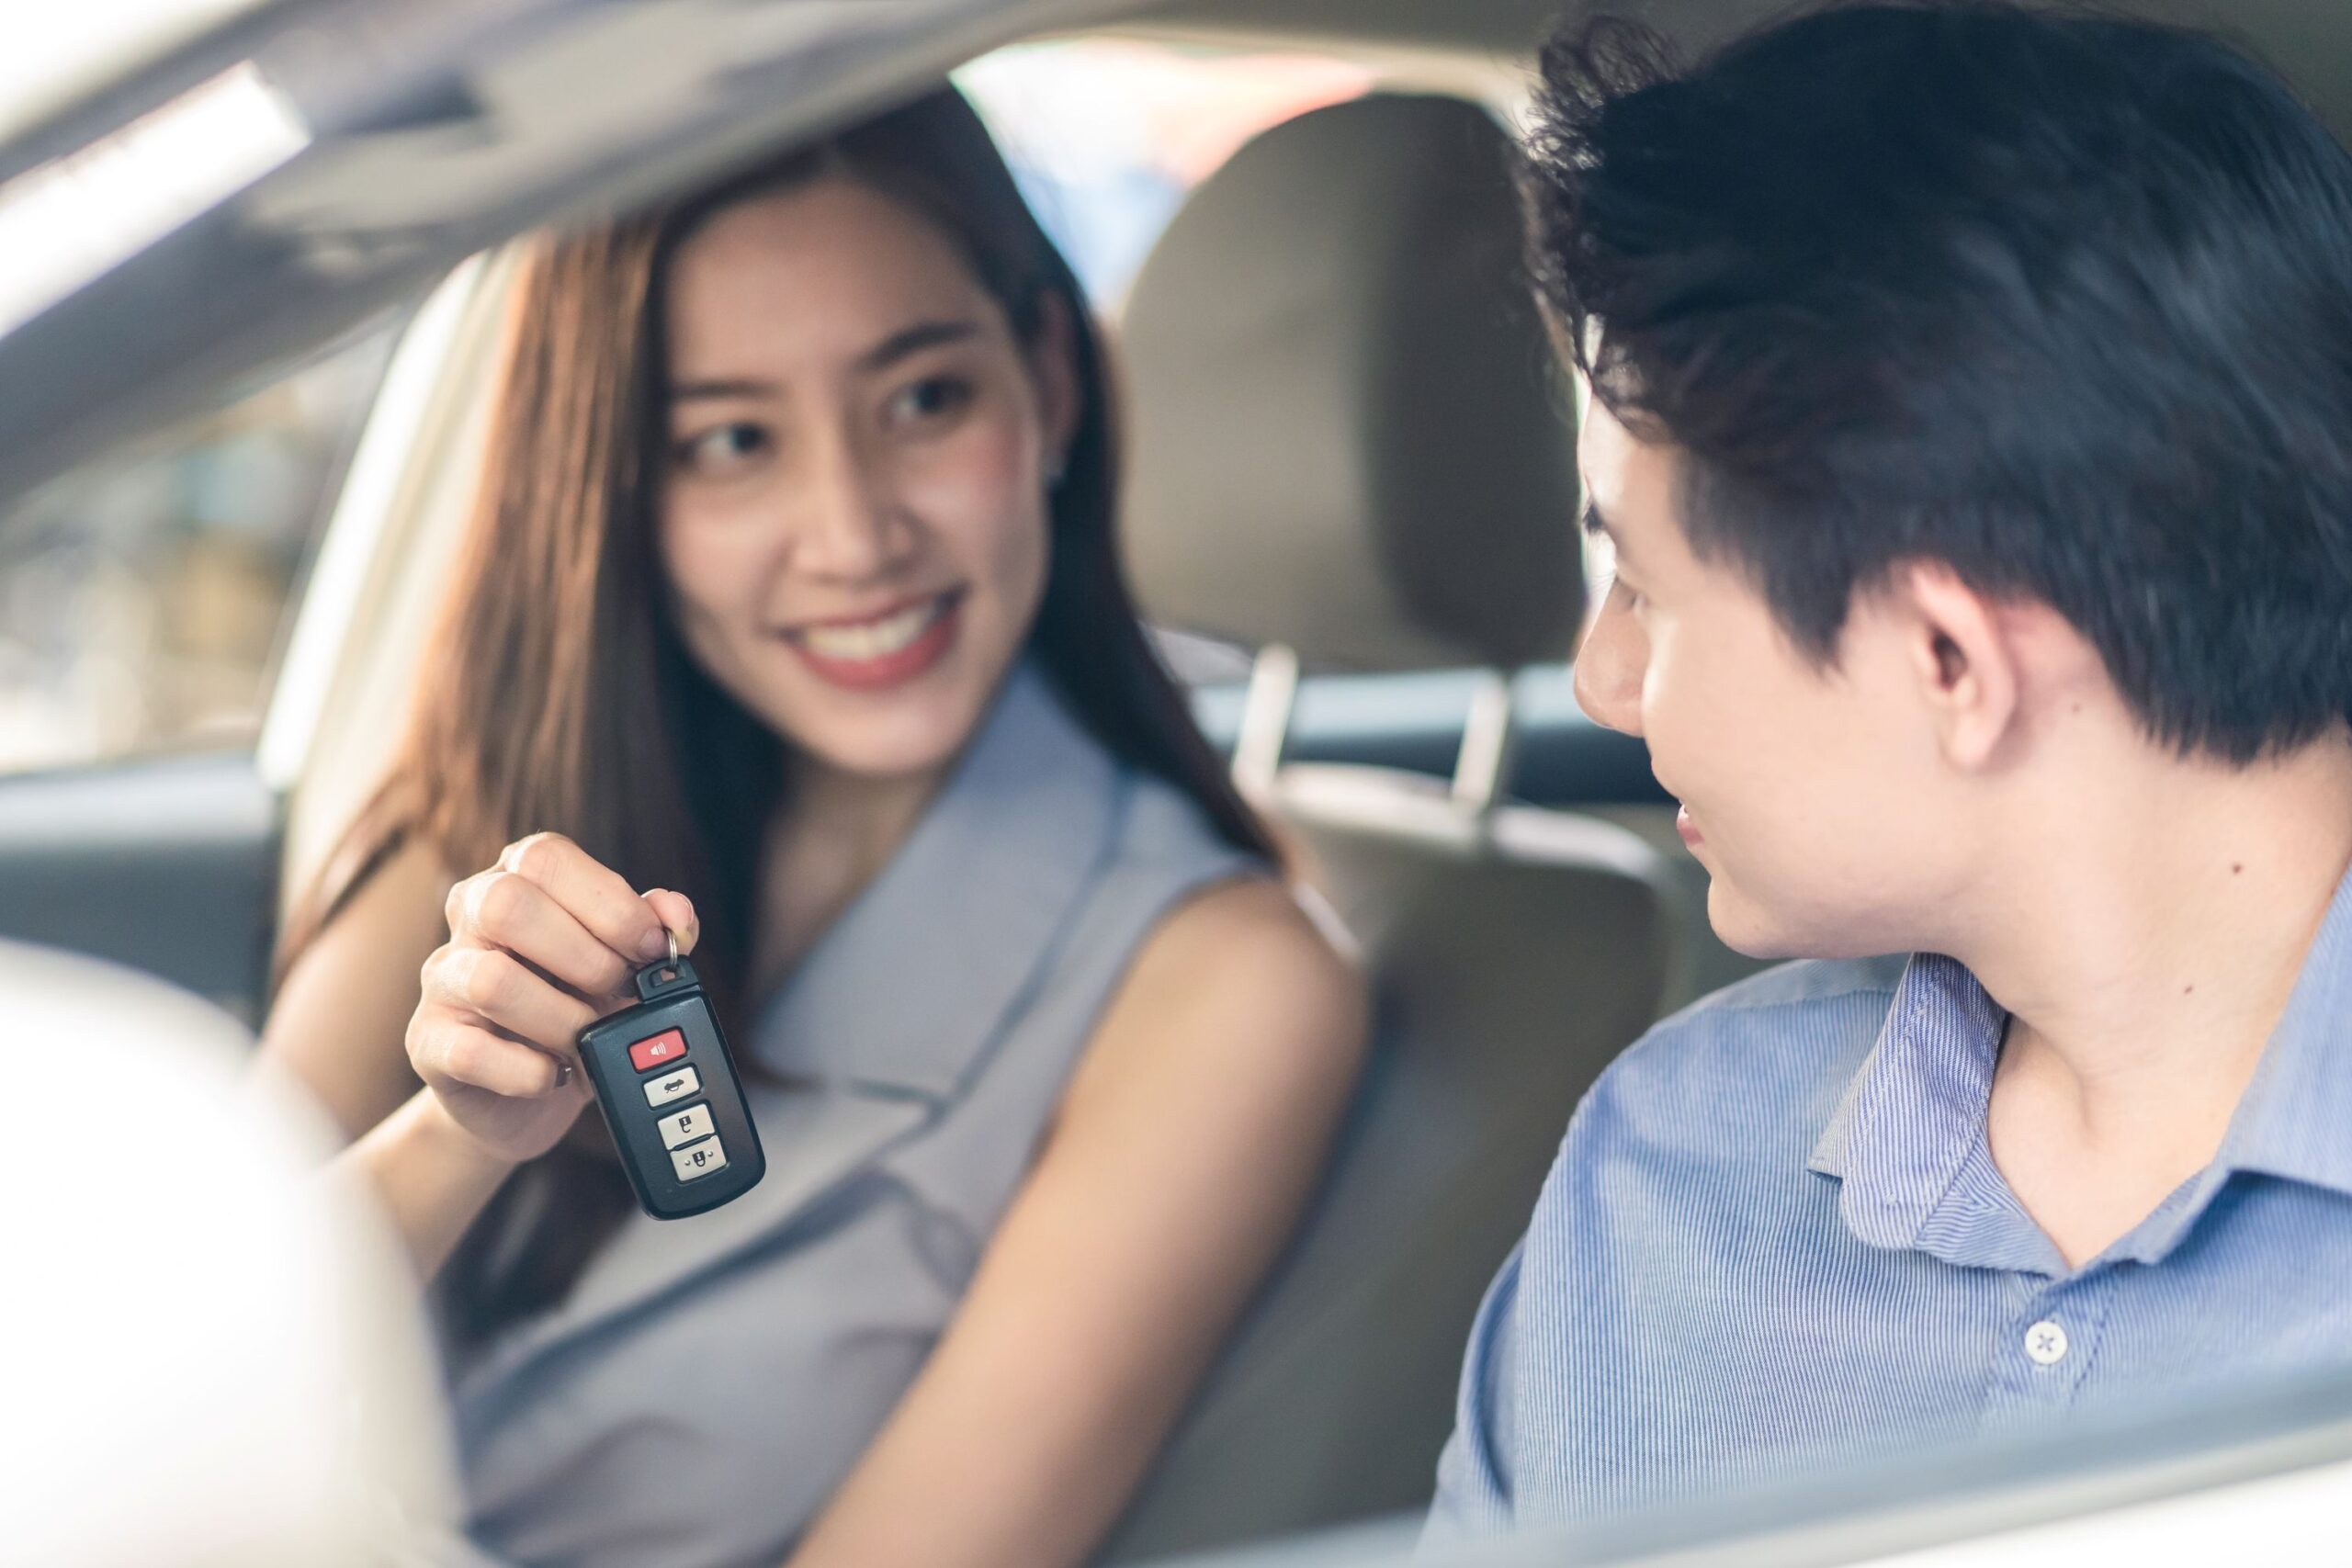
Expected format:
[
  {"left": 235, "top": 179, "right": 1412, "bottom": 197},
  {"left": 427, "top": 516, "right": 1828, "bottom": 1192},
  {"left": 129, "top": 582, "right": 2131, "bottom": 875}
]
[{"left": 641, "top": 888, "right": 700, "bottom": 954}]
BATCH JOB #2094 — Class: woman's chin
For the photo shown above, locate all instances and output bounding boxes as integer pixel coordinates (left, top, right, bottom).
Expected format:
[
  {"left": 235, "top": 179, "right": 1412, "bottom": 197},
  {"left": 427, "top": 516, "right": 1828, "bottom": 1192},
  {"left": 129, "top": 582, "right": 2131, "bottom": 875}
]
[{"left": 776, "top": 690, "right": 991, "bottom": 784}]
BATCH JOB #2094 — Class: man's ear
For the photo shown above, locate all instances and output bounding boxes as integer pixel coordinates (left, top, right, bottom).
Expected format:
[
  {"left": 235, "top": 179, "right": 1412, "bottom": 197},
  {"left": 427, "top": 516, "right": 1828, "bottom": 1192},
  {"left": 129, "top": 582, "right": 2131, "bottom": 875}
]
[
  {"left": 1894, "top": 560, "right": 2022, "bottom": 771},
  {"left": 1028, "top": 292, "right": 1084, "bottom": 475}
]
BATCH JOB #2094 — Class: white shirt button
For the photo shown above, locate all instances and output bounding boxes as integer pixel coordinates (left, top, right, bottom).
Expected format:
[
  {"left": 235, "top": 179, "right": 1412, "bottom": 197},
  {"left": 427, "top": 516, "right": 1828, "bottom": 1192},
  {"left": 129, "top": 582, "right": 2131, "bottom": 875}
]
[{"left": 2024, "top": 1319, "right": 2069, "bottom": 1366}]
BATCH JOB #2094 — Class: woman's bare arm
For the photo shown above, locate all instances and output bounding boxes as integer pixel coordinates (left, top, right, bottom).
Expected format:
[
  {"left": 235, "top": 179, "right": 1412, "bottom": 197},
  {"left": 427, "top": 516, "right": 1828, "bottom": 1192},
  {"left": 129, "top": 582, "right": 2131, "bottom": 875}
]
[
  {"left": 258, "top": 837, "right": 457, "bottom": 1143},
  {"left": 786, "top": 876, "right": 1369, "bottom": 1568}
]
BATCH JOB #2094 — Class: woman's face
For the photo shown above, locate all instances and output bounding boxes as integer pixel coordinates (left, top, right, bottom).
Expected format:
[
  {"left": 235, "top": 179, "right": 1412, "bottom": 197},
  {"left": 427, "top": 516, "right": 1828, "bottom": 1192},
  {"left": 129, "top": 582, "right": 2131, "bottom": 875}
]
[{"left": 656, "top": 176, "right": 1075, "bottom": 784}]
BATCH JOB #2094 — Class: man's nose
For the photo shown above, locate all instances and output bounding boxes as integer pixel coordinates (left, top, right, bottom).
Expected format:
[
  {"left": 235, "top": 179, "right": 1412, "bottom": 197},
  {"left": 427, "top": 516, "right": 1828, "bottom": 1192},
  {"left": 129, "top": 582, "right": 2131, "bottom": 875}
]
[{"left": 1572, "top": 600, "right": 1646, "bottom": 738}]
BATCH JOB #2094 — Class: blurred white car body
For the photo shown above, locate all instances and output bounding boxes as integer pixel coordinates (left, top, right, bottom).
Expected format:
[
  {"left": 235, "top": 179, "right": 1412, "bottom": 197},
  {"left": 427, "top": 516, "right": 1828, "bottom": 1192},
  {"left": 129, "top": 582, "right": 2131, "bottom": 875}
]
[{"left": 0, "top": 942, "right": 456, "bottom": 1566}]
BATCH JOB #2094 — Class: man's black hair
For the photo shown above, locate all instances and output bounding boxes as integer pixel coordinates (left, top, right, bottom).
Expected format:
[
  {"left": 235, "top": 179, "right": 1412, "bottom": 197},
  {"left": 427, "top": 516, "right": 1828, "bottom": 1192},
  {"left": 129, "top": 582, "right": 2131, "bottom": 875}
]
[{"left": 1523, "top": 1, "right": 2352, "bottom": 761}]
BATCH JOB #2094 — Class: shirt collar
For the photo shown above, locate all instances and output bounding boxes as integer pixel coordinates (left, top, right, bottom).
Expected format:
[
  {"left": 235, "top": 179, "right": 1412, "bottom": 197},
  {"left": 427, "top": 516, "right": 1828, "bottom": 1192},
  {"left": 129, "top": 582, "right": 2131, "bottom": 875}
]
[
  {"left": 1806, "top": 953, "right": 2043, "bottom": 1268},
  {"left": 1811, "top": 860, "right": 2352, "bottom": 1272}
]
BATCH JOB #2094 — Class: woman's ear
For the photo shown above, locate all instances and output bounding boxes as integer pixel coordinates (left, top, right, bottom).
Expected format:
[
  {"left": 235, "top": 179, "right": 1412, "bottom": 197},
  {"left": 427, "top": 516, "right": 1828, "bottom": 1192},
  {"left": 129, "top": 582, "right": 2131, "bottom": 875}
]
[{"left": 1028, "top": 291, "right": 1084, "bottom": 475}]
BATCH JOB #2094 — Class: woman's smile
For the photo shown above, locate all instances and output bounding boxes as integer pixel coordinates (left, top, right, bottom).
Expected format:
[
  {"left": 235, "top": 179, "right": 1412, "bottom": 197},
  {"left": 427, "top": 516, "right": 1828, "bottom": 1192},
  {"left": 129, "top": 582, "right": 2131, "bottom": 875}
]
[{"left": 776, "top": 587, "right": 966, "bottom": 692}]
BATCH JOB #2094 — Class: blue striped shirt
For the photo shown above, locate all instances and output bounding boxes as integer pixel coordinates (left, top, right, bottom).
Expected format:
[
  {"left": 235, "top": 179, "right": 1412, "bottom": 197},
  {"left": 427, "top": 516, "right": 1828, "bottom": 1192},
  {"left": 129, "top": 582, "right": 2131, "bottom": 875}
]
[{"left": 1426, "top": 869, "right": 2352, "bottom": 1540}]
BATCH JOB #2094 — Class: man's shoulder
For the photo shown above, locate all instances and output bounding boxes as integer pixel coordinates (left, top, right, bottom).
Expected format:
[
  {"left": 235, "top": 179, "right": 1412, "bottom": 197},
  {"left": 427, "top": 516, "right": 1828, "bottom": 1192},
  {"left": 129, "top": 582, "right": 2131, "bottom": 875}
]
[{"left": 1573, "top": 955, "right": 1907, "bottom": 1164}]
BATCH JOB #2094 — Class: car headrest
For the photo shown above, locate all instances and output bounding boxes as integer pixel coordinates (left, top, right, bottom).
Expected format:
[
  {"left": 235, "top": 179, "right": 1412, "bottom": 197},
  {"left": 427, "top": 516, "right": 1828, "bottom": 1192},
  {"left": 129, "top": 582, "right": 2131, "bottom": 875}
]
[{"left": 1121, "top": 93, "right": 1585, "bottom": 674}]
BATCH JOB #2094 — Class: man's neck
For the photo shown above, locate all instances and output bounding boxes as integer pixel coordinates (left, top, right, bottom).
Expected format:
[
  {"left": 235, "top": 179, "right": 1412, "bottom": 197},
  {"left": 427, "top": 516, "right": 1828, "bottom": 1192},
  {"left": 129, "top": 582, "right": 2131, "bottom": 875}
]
[{"left": 1962, "top": 737, "right": 2352, "bottom": 1268}]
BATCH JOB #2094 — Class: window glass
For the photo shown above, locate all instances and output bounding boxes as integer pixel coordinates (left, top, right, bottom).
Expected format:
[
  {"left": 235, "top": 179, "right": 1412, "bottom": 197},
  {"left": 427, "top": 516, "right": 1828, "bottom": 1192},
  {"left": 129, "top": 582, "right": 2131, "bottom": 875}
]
[
  {"left": 0, "top": 320, "right": 397, "bottom": 774},
  {"left": 959, "top": 40, "right": 1374, "bottom": 310}
]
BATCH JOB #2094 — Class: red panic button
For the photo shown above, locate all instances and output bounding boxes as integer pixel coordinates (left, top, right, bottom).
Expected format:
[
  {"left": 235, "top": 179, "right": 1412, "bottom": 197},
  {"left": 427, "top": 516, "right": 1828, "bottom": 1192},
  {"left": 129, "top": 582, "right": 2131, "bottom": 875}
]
[{"left": 628, "top": 1029, "right": 687, "bottom": 1074}]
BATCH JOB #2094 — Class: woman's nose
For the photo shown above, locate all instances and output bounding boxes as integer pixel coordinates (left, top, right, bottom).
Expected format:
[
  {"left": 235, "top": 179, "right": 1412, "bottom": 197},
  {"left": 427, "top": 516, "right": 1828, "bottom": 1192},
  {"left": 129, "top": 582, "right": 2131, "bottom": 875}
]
[
  {"left": 1572, "top": 597, "right": 1647, "bottom": 739},
  {"left": 797, "top": 429, "right": 910, "bottom": 581}
]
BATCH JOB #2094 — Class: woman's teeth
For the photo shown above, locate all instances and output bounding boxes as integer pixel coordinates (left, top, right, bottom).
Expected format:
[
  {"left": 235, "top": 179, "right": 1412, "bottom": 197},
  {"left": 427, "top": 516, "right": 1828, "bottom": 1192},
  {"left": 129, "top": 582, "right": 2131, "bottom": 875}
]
[{"left": 797, "top": 597, "right": 948, "bottom": 662}]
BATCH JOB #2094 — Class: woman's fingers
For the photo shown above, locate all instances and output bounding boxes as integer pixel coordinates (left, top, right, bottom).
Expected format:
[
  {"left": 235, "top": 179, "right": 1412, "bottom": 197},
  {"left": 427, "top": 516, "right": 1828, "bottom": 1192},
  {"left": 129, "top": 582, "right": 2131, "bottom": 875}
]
[
  {"left": 423, "top": 941, "right": 598, "bottom": 1053},
  {"left": 412, "top": 1010, "right": 567, "bottom": 1100},
  {"left": 437, "top": 835, "right": 693, "bottom": 1039},
  {"left": 447, "top": 863, "right": 630, "bottom": 999},
  {"left": 445, "top": 871, "right": 621, "bottom": 999},
  {"left": 495, "top": 833, "right": 673, "bottom": 964}
]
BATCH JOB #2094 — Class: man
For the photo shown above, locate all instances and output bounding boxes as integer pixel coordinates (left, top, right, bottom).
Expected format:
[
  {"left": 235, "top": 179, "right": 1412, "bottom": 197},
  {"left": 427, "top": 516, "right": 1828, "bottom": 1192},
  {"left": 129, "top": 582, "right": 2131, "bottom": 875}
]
[{"left": 1430, "top": 0, "right": 2352, "bottom": 1538}]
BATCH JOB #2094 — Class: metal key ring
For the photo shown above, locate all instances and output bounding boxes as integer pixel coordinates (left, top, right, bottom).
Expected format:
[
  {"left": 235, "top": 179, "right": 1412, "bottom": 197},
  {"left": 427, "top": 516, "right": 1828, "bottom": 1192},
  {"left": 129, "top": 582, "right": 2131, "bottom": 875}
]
[{"left": 667, "top": 928, "right": 679, "bottom": 970}]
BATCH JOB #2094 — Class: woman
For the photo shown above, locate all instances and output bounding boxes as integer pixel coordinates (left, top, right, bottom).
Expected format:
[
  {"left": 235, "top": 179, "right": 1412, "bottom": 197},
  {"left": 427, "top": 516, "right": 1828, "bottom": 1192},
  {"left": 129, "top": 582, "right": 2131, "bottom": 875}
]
[{"left": 261, "top": 87, "right": 1364, "bottom": 1568}]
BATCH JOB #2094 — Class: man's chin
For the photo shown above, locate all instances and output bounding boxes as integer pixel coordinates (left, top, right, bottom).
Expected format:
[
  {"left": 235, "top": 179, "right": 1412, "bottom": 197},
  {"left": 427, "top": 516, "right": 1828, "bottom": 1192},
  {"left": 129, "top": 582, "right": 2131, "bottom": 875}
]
[
  {"left": 1703, "top": 878, "right": 1815, "bottom": 962},
  {"left": 1704, "top": 878, "right": 1910, "bottom": 964}
]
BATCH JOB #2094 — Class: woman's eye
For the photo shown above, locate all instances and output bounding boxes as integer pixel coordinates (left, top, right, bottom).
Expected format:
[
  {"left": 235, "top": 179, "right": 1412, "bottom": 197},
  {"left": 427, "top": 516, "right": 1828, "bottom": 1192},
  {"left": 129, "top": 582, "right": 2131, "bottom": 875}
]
[
  {"left": 675, "top": 422, "right": 772, "bottom": 473},
  {"left": 888, "top": 375, "right": 973, "bottom": 426}
]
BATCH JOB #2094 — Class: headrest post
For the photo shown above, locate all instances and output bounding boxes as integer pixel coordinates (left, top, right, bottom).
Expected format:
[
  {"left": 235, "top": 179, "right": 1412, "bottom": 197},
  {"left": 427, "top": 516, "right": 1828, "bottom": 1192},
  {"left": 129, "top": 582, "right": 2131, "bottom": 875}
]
[
  {"left": 1451, "top": 670, "right": 1520, "bottom": 814},
  {"left": 1233, "top": 644, "right": 1301, "bottom": 804}
]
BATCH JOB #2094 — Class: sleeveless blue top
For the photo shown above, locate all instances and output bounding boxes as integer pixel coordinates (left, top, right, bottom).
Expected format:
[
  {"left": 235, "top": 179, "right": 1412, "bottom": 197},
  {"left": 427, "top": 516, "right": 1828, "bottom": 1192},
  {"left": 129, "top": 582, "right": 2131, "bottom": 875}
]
[{"left": 443, "top": 664, "right": 1261, "bottom": 1567}]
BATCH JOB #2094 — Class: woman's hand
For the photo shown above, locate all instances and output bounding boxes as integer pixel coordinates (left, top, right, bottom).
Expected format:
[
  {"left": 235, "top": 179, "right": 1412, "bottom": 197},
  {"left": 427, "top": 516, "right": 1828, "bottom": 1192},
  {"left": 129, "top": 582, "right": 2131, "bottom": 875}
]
[{"left": 408, "top": 832, "right": 700, "bottom": 1166}]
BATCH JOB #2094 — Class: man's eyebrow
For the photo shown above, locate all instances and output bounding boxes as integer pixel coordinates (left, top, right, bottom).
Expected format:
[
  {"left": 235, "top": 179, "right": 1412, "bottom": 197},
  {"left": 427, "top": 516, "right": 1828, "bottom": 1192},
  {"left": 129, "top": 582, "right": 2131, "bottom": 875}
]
[{"left": 856, "top": 319, "right": 982, "bottom": 373}]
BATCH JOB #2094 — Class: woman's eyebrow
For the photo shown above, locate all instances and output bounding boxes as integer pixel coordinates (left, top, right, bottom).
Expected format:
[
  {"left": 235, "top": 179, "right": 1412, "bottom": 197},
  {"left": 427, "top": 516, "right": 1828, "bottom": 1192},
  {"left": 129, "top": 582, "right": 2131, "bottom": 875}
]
[
  {"left": 857, "top": 319, "right": 981, "bottom": 373},
  {"left": 672, "top": 376, "right": 775, "bottom": 403},
  {"left": 668, "top": 321, "right": 984, "bottom": 403}
]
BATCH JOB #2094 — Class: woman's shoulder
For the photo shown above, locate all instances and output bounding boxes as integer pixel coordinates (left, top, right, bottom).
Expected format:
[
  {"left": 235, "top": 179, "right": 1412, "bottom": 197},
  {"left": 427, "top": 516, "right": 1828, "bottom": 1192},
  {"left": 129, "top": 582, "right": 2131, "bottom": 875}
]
[
  {"left": 307, "top": 830, "right": 464, "bottom": 975},
  {"left": 1079, "top": 870, "right": 1369, "bottom": 1105},
  {"left": 1092, "top": 754, "right": 1363, "bottom": 1049},
  {"left": 990, "top": 671, "right": 1363, "bottom": 1067},
  {"left": 263, "top": 830, "right": 465, "bottom": 1140},
  {"left": 1154, "top": 874, "right": 1363, "bottom": 1026},
  {"left": 281, "top": 828, "right": 460, "bottom": 985}
]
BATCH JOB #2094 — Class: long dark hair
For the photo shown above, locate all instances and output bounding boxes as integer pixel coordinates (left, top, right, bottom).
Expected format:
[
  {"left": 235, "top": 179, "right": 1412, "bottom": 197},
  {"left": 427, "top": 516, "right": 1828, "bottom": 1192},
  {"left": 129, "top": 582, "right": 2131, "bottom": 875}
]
[{"left": 277, "top": 86, "right": 1272, "bottom": 1343}]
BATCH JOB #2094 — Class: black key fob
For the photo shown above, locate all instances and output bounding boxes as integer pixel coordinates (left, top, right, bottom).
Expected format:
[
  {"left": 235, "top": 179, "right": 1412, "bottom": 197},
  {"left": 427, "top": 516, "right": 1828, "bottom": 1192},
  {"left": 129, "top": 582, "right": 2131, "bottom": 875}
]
[{"left": 577, "top": 955, "right": 765, "bottom": 1219}]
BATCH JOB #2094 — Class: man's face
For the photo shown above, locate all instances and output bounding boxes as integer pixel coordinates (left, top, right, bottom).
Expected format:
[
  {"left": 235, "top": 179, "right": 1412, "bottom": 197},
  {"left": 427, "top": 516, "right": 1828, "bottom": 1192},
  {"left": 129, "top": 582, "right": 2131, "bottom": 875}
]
[{"left": 1572, "top": 400, "right": 1970, "bottom": 959}]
